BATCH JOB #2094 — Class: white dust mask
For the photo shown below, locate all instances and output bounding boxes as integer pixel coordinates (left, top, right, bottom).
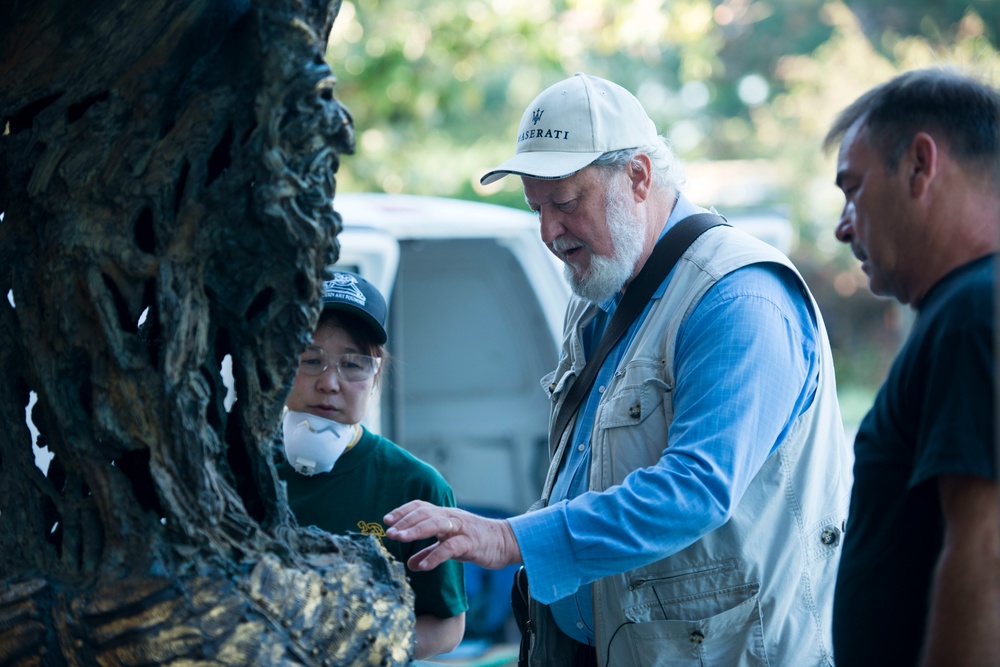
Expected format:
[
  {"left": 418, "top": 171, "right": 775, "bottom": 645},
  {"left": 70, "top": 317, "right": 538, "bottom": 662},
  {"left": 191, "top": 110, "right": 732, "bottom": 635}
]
[{"left": 282, "top": 410, "right": 355, "bottom": 476}]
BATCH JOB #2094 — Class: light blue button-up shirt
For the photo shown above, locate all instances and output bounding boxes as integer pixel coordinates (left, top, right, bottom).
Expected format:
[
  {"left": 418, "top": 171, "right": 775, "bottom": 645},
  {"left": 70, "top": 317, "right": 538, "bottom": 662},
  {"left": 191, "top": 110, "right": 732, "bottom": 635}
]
[{"left": 508, "top": 193, "right": 819, "bottom": 644}]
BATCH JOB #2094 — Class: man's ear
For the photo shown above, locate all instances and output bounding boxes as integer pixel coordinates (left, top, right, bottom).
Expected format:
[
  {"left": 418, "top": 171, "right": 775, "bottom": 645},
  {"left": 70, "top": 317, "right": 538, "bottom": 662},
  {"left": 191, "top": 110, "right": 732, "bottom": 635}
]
[
  {"left": 907, "top": 132, "right": 939, "bottom": 198},
  {"left": 628, "top": 153, "right": 653, "bottom": 202}
]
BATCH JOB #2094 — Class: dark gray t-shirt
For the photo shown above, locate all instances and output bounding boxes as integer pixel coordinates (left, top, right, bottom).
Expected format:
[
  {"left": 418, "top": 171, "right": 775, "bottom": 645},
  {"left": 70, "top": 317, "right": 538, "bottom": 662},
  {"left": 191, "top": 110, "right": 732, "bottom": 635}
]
[{"left": 833, "top": 255, "right": 996, "bottom": 666}]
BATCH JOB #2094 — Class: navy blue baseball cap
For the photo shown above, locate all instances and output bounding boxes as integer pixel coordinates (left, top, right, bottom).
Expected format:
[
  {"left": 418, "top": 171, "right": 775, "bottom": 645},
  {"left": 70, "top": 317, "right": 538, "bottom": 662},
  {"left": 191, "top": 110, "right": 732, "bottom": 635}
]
[{"left": 321, "top": 271, "right": 388, "bottom": 344}]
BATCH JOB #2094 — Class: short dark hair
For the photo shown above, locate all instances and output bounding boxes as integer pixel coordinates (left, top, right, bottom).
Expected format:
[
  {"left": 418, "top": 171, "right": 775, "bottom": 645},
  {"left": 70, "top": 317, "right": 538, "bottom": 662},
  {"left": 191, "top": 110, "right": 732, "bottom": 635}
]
[{"left": 823, "top": 68, "right": 1000, "bottom": 178}]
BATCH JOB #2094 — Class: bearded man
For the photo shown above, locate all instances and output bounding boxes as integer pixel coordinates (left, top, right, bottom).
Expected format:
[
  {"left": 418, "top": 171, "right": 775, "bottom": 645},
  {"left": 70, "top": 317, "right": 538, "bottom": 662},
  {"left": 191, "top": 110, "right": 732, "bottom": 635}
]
[{"left": 387, "top": 73, "right": 852, "bottom": 667}]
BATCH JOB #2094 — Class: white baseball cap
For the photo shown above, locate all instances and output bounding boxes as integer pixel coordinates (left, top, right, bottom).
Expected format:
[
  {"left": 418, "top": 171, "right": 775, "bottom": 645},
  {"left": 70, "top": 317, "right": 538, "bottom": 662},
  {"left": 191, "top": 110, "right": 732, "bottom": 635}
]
[{"left": 480, "top": 73, "right": 659, "bottom": 185}]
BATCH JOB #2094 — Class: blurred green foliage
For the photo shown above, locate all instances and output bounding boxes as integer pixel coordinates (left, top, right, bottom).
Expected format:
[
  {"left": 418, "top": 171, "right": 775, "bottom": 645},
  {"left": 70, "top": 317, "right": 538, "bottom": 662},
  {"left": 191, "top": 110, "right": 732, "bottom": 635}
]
[{"left": 325, "top": 0, "right": 999, "bottom": 413}]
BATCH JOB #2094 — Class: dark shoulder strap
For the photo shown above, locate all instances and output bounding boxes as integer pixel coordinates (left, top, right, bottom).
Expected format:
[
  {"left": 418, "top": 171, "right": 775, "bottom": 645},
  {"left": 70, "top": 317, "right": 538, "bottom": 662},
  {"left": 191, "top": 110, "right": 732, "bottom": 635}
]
[{"left": 550, "top": 212, "right": 728, "bottom": 449}]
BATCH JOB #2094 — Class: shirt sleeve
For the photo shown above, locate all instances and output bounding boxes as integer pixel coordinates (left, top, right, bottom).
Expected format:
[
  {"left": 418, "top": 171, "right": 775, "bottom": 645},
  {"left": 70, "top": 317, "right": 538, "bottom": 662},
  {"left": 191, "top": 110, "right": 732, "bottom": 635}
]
[
  {"left": 509, "top": 264, "right": 819, "bottom": 603},
  {"left": 910, "top": 303, "right": 995, "bottom": 486}
]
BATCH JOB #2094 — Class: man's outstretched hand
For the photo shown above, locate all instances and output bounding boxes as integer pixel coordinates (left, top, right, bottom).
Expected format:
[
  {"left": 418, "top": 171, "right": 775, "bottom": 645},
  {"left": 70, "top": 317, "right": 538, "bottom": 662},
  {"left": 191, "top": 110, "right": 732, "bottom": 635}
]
[{"left": 384, "top": 501, "right": 523, "bottom": 572}]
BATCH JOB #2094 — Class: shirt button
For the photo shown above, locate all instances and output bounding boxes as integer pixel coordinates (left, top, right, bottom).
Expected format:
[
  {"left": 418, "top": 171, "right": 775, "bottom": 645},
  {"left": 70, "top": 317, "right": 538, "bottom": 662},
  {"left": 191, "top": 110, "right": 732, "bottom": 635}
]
[
  {"left": 577, "top": 444, "right": 585, "bottom": 452},
  {"left": 690, "top": 630, "right": 705, "bottom": 644},
  {"left": 598, "top": 385, "right": 605, "bottom": 393}
]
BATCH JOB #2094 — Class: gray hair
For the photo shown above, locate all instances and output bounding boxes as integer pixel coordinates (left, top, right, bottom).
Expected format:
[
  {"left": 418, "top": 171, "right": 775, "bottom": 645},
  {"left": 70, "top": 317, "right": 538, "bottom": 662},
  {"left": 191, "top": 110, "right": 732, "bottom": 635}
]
[{"left": 591, "top": 135, "right": 687, "bottom": 192}]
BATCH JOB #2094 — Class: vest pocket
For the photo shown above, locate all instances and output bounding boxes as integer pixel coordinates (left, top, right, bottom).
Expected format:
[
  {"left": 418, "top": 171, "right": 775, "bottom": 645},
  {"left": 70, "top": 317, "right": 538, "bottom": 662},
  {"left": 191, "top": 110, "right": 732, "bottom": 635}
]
[
  {"left": 595, "top": 369, "right": 671, "bottom": 482},
  {"left": 618, "top": 586, "right": 768, "bottom": 666},
  {"left": 597, "top": 371, "right": 669, "bottom": 430},
  {"left": 623, "top": 560, "right": 744, "bottom": 623}
]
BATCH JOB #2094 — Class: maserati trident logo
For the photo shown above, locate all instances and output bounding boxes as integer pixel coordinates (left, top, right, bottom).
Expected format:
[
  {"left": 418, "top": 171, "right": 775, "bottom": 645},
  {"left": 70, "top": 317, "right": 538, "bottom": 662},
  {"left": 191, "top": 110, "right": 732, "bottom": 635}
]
[{"left": 518, "top": 107, "right": 570, "bottom": 143}]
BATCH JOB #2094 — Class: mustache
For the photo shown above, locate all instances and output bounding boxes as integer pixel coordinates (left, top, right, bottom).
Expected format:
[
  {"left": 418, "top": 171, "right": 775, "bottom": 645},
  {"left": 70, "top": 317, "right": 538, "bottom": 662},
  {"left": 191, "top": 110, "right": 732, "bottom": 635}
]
[{"left": 551, "top": 237, "right": 587, "bottom": 253}]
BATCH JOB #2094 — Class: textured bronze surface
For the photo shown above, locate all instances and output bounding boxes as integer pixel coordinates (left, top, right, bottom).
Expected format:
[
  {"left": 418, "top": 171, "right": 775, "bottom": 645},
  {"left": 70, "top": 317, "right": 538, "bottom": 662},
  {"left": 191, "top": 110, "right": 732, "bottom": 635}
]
[{"left": 0, "top": 0, "right": 415, "bottom": 663}]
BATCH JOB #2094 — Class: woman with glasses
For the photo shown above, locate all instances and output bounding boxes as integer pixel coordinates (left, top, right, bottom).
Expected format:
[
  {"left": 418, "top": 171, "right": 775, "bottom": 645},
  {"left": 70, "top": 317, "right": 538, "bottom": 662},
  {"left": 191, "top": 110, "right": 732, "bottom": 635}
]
[{"left": 278, "top": 271, "right": 467, "bottom": 660}]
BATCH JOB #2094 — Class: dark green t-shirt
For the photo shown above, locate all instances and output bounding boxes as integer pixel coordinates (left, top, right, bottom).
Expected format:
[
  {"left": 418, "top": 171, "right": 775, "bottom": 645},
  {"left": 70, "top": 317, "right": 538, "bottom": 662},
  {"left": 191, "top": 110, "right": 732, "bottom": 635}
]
[
  {"left": 279, "top": 427, "right": 467, "bottom": 619},
  {"left": 833, "top": 255, "right": 996, "bottom": 666}
]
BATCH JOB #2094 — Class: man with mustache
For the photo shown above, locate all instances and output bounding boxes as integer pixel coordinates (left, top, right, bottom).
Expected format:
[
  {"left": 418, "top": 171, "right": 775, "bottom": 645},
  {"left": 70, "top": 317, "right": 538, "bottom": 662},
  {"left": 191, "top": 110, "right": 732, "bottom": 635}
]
[
  {"left": 386, "top": 73, "right": 851, "bottom": 666},
  {"left": 824, "top": 68, "right": 999, "bottom": 667}
]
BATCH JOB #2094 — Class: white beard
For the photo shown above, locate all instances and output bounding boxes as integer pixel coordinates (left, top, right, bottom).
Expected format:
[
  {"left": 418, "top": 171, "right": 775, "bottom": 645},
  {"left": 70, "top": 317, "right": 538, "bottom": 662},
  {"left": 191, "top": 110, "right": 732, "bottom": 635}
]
[{"left": 564, "top": 178, "right": 645, "bottom": 303}]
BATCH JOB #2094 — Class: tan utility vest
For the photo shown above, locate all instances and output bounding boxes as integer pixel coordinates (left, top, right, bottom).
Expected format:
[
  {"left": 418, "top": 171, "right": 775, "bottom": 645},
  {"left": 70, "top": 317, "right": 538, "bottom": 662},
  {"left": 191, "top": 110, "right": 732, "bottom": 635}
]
[{"left": 529, "top": 226, "right": 852, "bottom": 666}]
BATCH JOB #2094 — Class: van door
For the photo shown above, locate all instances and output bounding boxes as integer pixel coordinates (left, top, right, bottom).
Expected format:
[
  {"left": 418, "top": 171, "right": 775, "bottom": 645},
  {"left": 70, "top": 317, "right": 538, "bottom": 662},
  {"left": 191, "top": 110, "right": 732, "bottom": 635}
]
[
  {"left": 383, "top": 237, "right": 554, "bottom": 518},
  {"left": 333, "top": 228, "right": 400, "bottom": 300}
]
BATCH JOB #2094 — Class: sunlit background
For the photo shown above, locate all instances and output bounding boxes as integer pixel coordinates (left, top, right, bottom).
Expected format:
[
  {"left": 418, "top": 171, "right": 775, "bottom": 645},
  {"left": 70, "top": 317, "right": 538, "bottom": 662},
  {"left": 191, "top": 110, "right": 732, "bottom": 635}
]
[{"left": 322, "top": 0, "right": 999, "bottom": 428}]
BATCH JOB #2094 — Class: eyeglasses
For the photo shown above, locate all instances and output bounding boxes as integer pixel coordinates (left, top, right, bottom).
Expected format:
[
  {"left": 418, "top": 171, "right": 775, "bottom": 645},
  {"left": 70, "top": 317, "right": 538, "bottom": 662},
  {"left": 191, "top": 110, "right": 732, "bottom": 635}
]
[{"left": 297, "top": 346, "right": 381, "bottom": 382}]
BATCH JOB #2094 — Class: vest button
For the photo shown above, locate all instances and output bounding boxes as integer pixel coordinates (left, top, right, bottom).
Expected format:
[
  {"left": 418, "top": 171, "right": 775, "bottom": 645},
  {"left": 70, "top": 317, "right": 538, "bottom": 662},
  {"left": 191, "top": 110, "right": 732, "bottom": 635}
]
[
  {"left": 820, "top": 527, "right": 840, "bottom": 546},
  {"left": 689, "top": 630, "right": 705, "bottom": 644}
]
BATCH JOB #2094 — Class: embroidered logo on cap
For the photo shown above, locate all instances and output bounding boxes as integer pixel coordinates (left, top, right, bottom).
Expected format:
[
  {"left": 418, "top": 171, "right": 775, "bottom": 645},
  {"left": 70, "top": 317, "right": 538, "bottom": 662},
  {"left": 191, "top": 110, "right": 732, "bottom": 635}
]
[
  {"left": 324, "top": 273, "right": 366, "bottom": 307},
  {"left": 517, "top": 125, "right": 571, "bottom": 143},
  {"left": 531, "top": 108, "right": 544, "bottom": 125}
]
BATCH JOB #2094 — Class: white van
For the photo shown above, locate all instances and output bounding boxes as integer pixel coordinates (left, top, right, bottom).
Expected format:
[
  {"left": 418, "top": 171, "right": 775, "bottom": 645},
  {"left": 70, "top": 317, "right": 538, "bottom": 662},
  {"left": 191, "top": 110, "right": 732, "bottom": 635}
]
[{"left": 334, "top": 192, "right": 571, "bottom": 520}]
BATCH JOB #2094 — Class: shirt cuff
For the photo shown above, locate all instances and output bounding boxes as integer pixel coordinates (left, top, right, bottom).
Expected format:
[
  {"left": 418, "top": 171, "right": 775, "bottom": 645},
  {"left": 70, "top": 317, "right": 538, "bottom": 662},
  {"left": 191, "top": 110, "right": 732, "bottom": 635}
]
[{"left": 508, "top": 501, "right": 583, "bottom": 604}]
